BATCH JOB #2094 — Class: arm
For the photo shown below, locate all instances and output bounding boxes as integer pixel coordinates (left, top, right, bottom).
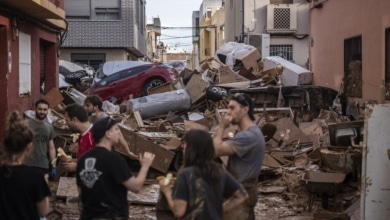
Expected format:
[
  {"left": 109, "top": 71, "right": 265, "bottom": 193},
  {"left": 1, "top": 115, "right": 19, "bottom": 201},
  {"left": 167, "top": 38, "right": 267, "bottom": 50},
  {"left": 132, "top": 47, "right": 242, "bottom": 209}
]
[
  {"left": 48, "top": 140, "right": 56, "bottom": 168},
  {"left": 122, "top": 152, "right": 155, "bottom": 193},
  {"left": 223, "top": 189, "right": 248, "bottom": 212},
  {"left": 62, "top": 160, "right": 77, "bottom": 172},
  {"left": 118, "top": 131, "right": 138, "bottom": 160},
  {"left": 159, "top": 182, "right": 187, "bottom": 218},
  {"left": 36, "top": 197, "right": 49, "bottom": 217},
  {"left": 213, "top": 123, "right": 235, "bottom": 157}
]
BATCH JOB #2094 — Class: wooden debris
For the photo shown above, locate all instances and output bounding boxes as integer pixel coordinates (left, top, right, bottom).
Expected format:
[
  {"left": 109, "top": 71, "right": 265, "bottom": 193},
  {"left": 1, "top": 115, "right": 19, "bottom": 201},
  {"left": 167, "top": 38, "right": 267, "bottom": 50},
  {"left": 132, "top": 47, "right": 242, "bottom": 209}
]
[{"left": 56, "top": 177, "right": 78, "bottom": 198}]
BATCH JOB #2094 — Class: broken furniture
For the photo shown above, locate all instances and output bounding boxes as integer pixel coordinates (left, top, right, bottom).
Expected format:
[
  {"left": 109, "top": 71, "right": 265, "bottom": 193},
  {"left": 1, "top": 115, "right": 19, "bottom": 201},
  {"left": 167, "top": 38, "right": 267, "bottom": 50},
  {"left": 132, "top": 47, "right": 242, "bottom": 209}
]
[
  {"left": 302, "top": 171, "right": 346, "bottom": 212},
  {"left": 322, "top": 121, "right": 364, "bottom": 179}
]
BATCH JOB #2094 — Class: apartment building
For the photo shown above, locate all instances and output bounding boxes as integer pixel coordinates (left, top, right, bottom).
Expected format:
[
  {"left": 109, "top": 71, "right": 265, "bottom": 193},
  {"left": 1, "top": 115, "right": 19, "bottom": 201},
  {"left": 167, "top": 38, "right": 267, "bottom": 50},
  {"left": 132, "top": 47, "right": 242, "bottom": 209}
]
[{"left": 60, "top": 0, "right": 146, "bottom": 70}]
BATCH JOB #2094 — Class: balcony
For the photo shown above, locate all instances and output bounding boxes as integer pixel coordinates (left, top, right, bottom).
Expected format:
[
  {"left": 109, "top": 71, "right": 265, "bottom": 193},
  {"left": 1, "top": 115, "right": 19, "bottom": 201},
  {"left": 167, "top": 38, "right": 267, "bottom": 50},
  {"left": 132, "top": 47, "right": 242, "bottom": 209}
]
[{"left": 1, "top": 0, "right": 66, "bottom": 29}]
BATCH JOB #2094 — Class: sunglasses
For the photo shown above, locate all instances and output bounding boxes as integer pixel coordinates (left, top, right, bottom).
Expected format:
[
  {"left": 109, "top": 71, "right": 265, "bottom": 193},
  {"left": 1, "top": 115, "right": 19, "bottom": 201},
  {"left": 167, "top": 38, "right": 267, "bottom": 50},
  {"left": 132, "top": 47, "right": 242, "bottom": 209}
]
[{"left": 231, "top": 93, "right": 249, "bottom": 107}]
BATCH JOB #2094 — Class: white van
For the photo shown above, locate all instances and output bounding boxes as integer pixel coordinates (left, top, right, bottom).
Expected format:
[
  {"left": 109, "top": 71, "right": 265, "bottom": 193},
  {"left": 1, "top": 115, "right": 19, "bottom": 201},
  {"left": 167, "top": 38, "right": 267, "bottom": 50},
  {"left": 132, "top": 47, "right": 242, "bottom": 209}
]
[{"left": 93, "top": 60, "right": 151, "bottom": 84}]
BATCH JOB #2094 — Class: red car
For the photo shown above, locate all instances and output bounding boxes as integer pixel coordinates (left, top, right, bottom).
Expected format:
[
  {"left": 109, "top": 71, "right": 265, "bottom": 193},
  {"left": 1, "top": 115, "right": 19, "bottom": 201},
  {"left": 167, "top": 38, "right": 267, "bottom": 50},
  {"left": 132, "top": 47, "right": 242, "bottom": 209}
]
[{"left": 84, "top": 63, "right": 178, "bottom": 101}]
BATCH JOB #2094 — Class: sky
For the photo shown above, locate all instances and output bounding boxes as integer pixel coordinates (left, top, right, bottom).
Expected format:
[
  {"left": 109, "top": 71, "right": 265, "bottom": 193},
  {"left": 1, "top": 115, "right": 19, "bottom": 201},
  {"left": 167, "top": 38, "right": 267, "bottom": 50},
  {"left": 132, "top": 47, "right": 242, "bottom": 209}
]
[{"left": 146, "top": 0, "right": 203, "bottom": 53}]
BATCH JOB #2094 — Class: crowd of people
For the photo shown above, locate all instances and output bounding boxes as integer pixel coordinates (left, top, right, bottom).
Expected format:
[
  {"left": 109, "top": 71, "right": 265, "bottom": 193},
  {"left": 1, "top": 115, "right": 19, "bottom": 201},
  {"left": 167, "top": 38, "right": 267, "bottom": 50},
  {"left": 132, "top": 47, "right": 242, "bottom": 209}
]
[{"left": 0, "top": 92, "right": 265, "bottom": 220}]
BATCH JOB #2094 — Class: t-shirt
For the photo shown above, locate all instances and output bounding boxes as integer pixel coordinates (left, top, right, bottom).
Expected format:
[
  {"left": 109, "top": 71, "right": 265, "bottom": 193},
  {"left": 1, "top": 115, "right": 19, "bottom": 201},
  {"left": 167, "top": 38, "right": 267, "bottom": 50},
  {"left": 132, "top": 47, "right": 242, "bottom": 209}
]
[
  {"left": 0, "top": 165, "right": 51, "bottom": 220},
  {"left": 226, "top": 125, "right": 265, "bottom": 183},
  {"left": 77, "top": 125, "right": 95, "bottom": 159},
  {"left": 25, "top": 118, "right": 56, "bottom": 169},
  {"left": 76, "top": 147, "right": 132, "bottom": 219},
  {"left": 172, "top": 166, "right": 243, "bottom": 220}
]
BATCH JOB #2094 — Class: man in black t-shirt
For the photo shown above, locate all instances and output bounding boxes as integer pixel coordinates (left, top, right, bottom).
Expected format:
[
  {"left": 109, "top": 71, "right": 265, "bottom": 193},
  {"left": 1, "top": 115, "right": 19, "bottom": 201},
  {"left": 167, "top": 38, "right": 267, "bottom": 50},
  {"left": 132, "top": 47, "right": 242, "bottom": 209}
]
[{"left": 76, "top": 117, "right": 155, "bottom": 219}]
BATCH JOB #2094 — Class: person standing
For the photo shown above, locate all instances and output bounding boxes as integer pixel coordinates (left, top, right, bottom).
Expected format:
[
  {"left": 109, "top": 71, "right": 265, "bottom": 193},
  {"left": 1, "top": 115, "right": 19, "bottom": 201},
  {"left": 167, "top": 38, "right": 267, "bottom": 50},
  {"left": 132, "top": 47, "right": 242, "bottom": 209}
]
[
  {"left": 0, "top": 111, "right": 51, "bottom": 219},
  {"left": 25, "top": 99, "right": 57, "bottom": 180},
  {"left": 63, "top": 103, "right": 137, "bottom": 172},
  {"left": 212, "top": 93, "right": 265, "bottom": 220},
  {"left": 84, "top": 95, "right": 107, "bottom": 123},
  {"left": 62, "top": 103, "right": 95, "bottom": 172},
  {"left": 77, "top": 117, "right": 155, "bottom": 219},
  {"left": 159, "top": 129, "right": 248, "bottom": 219}
]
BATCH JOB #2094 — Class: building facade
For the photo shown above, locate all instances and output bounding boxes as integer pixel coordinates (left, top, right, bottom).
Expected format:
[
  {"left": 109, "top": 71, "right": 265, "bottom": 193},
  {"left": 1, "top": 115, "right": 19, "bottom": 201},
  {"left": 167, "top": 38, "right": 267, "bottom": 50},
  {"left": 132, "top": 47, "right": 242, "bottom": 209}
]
[
  {"left": 309, "top": 0, "right": 390, "bottom": 103},
  {"left": 196, "top": 0, "right": 223, "bottom": 64},
  {"left": 0, "top": 0, "right": 65, "bottom": 135},
  {"left": 146, "top": 17, "right": 161, "bottom": 62},
  {"left": 60, "top": 0, "right": 146, "bottom": 70},
  {"left": 224, "top": 0, "right": 310, "bottom": 67}
]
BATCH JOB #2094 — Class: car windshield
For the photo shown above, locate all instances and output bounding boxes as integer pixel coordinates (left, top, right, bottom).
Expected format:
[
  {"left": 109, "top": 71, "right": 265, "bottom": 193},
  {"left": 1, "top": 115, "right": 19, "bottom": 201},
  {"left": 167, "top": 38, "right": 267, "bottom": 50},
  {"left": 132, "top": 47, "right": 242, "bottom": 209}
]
[
  {"left": 96, "top": 61, "right": 151, "bottom": 80},
  {"left": 59, "top": 60, "right": 85, "bottom": 73}
]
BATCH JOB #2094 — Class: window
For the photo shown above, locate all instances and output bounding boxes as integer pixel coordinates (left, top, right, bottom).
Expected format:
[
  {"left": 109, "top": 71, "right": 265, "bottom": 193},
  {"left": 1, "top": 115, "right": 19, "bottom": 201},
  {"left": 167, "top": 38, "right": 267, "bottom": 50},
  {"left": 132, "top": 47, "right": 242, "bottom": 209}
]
[
  {"left": 71, "top": 53, "right": 105, "bottom": 72},
  {"left": 93, "top": 0, "right": 120, "bottom": 20},
  {"left": 135, "top": 0, "right": 145, "bottom": 34},
  {"left": 19, "top": 32, "right": 31, "bottom": 96},
  {"left": 121, "top": 66, "right": 151, "bottom": 78},
  {"left": 65, "top": 0, "right": 91, "bottom": 20},
  {"left": 344, "top": 36, "right": 362, "bottom": 98},
  {"left": 65, "top": 0, "right": 120, "bottom": 20},
  {"left": 270, "top": 45, "right": 293, "bottom": 61},
  {"left": 98, "top": 73, "right": 120, "bottom": 85},
  {"left": 95, "top": 7, "right": 119, "bottom": 20}
]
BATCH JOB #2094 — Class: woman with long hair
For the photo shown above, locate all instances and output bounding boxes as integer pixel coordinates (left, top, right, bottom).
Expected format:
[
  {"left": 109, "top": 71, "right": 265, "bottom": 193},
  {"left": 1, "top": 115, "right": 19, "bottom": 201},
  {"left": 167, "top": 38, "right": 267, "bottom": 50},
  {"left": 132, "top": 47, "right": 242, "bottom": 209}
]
[
  {"left": 159, "top": 129, "right": 248, "bottom": 219},
  {"left": 0, "top": 111, "right": 51, "bottom": 219}
]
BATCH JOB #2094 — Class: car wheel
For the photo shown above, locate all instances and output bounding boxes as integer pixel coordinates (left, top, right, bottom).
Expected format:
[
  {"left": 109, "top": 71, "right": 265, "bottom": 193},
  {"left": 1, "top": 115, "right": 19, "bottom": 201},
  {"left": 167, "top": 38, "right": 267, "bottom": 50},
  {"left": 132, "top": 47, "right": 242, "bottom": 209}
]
[
  {"left": 206, "top": 86, "right": 228, "bottom": 102},
  {"left": 143, "top": 78, "right": 165, "bottom": 95}
]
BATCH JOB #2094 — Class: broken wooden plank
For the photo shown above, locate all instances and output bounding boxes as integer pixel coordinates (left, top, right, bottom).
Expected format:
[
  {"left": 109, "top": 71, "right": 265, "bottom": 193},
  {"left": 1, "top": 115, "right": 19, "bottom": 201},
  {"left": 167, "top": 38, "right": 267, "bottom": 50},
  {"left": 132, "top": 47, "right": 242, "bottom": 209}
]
[
  {"left": 127, "top": 184, "right": 160, "bottom": 205},
  {"left": 56, "top": 177, "right": 78, "bottom": 198},
  {"left": 119, "top": 125, "right": 175, "bottom": 173},
  {"left": 137, "top": 131, "right": 177, "bottom": 139},
  {"left": 133, "top": 111, "right": 145, "bottom": 127}
]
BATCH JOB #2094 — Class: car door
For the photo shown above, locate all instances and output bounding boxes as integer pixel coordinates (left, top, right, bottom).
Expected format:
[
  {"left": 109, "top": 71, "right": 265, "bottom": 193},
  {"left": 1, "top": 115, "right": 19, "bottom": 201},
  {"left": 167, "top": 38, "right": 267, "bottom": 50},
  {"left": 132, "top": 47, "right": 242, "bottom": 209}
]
[
  {"left": 115, "top": 65, "right": 152, "bottom": 98},
  {"left": 91, "top": 72, "right": 120, "bottom": 100}
]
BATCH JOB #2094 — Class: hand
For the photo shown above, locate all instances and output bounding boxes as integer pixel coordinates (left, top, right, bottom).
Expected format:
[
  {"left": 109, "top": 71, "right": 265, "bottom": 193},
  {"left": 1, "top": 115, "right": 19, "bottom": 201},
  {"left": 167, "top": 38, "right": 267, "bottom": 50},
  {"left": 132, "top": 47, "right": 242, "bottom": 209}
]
[
  {"left": 62, "top": 161, "right": 77, "bottom": 172},
  {"left": 51, "top": 167, "right": 57, "bottom": 179},
  {"left": 139, "top": 152, "right": 155, "bottom": 168},
  {"left": 127, "top": 151, "right": 139, "bottom": 160},
  {"left": 220, "top": 113, "right": 233, "bottom": 129},
  {"left": 158, "top": 179, "right": 172, "bottom": 195}
]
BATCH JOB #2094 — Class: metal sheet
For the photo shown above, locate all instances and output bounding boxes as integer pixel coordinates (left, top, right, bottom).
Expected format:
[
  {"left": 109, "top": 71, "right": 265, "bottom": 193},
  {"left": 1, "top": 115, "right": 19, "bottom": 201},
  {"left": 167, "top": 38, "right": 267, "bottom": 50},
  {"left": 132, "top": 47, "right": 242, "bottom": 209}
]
[{"left": 361, "top": 104, "right": 390, "bottom": 219}]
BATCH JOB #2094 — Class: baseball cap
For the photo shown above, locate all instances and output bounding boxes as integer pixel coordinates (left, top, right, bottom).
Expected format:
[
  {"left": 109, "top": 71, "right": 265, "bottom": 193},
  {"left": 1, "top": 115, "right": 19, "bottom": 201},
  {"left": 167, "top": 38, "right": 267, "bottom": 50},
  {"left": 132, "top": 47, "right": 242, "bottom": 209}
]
[
  {"left": 230, "top": 93, "right": 256, "bottom": 121},
  {"left": 92, "top": 117, "right": 117, "bottom": 142}
]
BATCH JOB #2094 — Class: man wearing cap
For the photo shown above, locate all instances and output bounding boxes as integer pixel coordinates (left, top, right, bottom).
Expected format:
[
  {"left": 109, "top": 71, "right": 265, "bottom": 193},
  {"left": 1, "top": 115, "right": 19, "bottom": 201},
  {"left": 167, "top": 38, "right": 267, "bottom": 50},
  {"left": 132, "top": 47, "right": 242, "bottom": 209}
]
[
  {"left": 63, "top": 104, "right": 137, "bottom": 172},
  {"left": 77, "top": 117, "right": 155, "bottom": 219},
  {"left": 213, "top": 93, "right": 265, "bottom": 220}
]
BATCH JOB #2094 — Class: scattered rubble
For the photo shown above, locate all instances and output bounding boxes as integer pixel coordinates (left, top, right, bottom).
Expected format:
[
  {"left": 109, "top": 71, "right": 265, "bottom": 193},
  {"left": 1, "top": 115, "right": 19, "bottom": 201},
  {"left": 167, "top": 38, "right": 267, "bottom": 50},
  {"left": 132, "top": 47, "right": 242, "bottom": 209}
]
[{"left": 40, "top": 43, "right": 365, "bottom": 219}]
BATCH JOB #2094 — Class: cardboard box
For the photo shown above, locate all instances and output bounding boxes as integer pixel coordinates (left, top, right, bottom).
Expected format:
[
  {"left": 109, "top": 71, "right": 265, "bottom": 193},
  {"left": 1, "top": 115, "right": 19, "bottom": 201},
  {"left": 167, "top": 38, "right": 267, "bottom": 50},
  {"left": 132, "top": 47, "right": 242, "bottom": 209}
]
[{"left": 234, "top": 47, "right": 262, "bottom": 71}]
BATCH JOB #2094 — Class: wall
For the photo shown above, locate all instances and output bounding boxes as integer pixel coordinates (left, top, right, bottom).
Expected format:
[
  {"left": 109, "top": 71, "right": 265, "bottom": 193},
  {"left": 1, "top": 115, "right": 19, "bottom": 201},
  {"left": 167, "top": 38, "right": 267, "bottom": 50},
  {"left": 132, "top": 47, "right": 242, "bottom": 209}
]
[
  {"left": 309, "top": 0, "right": 390, "bottom": 103},
  {"left": 0, "top": 15, "right": 58, "bottom": 135},
  {"left": 224, "top": 0, "right": 309, "bottom": 66},
  {"left": 63, "top": 0, "right": 145, "bottom": 56}
]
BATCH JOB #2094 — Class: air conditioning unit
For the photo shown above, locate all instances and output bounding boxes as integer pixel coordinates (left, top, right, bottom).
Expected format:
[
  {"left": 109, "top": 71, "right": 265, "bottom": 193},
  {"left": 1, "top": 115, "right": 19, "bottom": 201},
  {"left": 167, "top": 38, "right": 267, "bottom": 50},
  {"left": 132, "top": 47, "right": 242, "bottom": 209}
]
[
  {"left": 245, "top": 34, "right": 270, "bottom": 58},
  {"left": 266, "top": 4, "right": 297, "bottom": 33}
]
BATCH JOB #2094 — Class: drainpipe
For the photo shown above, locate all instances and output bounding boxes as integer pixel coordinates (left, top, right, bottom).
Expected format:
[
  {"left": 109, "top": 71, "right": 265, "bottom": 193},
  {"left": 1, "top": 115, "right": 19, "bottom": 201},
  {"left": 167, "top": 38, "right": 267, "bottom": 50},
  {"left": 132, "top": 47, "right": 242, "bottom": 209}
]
[
  {"left": 241, "top": 0, "right": 245, "bottom": 42},
  {"left": 246, "top": 0, "right": 257, "bottom": 43}
]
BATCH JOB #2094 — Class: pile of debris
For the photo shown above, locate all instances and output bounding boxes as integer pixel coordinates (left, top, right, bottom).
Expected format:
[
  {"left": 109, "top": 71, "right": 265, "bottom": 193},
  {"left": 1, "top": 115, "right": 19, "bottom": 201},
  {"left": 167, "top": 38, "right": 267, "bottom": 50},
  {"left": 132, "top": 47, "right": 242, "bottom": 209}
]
[{"left": 40, "top": 42, "right": 364, "bottom": 219}]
